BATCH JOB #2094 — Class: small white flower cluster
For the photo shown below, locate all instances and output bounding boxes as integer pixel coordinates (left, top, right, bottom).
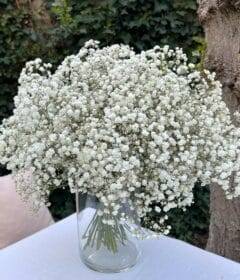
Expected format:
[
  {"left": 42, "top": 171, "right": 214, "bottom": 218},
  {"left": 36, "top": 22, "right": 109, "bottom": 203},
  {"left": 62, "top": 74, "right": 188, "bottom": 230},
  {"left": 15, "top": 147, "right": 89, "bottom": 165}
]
[{"left": 1, "top": 40, "right": 240, "bottom": 233}]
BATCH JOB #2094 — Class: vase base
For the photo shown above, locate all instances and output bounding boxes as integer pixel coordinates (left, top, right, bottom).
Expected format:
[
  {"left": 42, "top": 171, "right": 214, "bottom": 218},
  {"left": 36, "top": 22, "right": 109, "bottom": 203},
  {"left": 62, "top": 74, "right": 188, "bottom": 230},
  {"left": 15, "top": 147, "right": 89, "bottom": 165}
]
[{"left": 80, "top": 240, "right": 140, "bottom": 273}]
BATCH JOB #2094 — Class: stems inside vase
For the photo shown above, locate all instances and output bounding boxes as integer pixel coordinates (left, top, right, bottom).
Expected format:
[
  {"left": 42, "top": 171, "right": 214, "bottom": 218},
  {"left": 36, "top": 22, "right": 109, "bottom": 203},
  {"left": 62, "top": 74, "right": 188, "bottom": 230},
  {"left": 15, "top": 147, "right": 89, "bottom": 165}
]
[{"left": 82, "top": 211, "right": 128, "bottom": 254}]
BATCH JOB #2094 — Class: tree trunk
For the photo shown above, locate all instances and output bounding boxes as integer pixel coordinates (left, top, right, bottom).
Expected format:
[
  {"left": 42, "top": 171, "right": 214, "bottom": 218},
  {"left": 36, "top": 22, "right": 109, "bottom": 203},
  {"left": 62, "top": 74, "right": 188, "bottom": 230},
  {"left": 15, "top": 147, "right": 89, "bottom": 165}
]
[
  {"left": 16, "top": 0, "right": 52, "bottom": 28},
  {"left": 198, "top": 0, "right": 240, "bottom": 262}
]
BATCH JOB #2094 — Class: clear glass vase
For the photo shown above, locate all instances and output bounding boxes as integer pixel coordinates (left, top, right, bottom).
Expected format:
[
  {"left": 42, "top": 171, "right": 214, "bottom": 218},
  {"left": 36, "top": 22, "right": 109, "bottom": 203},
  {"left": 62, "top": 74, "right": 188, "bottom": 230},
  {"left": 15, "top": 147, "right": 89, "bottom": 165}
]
[{"left": 76, "top": 191, "right": 141, "bottom": 273}]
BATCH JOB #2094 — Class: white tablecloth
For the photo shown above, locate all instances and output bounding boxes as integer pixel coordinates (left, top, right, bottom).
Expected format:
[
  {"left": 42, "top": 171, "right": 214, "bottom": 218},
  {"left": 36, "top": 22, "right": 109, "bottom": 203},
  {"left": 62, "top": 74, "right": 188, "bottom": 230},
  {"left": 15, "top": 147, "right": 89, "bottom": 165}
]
[{"left": 1, "top": 213, "right": 240, "bottom": 280}]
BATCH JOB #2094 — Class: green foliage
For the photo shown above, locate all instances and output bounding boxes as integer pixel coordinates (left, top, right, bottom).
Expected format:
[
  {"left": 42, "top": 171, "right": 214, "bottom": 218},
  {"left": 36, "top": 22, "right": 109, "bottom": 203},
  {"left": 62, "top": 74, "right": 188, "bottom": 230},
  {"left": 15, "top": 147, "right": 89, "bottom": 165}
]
[
  {"left": 192, "top": 36, "right": 207, "bottom": 70},
  {"left": 52, "top": 0, "right": 202, "bottom": 55},
  {"left": 168, "top": 184, "right": 209, "bottom": 247},
  {"left": 0, "top": 0, "right": 209, "bottom": 247},
  {"left": 51, "top": 0, "right": 72, "bottom": 26}
]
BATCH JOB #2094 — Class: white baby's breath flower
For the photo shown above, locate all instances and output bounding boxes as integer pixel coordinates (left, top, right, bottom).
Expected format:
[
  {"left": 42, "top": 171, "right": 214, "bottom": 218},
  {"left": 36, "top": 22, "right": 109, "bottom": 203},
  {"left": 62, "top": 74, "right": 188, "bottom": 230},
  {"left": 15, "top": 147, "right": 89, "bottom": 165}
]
[{"left": 0, "top": 40, "right": 240, "bottom": 233}]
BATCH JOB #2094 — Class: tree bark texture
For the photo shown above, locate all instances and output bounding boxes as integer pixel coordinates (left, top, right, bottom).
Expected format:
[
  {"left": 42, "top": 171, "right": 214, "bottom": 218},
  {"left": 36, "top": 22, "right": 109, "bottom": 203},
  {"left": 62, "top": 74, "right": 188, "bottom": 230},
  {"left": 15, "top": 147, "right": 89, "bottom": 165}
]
[
  {"left": 198, "top": 0, "right": 240, "bottom": 261},
  {"left": 16, "top": 0, "right": 52, "bottom": 28}
]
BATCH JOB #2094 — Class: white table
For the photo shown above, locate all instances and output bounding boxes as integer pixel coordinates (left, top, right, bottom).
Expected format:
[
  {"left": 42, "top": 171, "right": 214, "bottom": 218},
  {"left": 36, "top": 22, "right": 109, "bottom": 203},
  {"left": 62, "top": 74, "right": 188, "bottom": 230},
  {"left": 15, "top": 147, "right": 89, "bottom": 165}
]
[{"left": 1, "top": 213, "right": 240, "bottom": 280}]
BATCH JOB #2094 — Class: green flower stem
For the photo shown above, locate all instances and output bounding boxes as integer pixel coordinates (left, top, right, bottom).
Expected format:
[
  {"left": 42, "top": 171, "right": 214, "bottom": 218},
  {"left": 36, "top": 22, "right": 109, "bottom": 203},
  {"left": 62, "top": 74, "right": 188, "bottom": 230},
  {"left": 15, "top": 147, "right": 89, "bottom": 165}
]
[{"left": 83, "top": 211, "right": 128, "bottom": 254}]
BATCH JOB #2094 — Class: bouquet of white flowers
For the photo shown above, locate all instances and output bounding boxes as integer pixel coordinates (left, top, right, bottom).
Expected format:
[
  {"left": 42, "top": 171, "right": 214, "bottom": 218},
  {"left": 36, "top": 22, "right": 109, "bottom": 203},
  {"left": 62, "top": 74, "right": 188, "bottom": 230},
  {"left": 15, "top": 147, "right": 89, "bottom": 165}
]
[{"left": 1, "top": 40, "right": 240, "bottom": 249}]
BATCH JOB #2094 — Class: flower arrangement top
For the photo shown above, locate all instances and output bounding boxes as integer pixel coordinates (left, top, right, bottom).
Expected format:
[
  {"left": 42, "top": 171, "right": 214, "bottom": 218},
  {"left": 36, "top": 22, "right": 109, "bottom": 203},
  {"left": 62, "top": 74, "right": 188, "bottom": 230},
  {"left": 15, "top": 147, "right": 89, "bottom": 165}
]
[{"left": 1, "top": 40, "right": 240, "bottom": 232}]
